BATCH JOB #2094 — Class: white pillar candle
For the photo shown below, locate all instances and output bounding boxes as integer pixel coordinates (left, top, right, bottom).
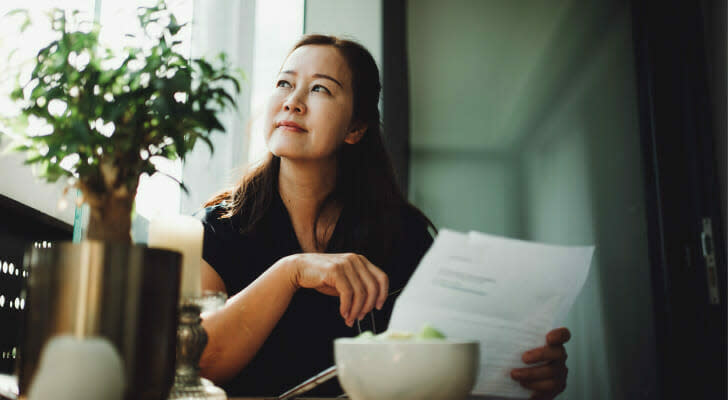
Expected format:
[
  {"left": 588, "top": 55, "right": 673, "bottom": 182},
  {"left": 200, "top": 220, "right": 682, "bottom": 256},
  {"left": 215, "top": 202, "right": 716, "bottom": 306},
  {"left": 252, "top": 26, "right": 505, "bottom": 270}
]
[
  {"left": 28, "top": 335, "right": 124, "bottom": 400},
  {"left": 148, "top": 215, "right": 203, "bottom": 298}
]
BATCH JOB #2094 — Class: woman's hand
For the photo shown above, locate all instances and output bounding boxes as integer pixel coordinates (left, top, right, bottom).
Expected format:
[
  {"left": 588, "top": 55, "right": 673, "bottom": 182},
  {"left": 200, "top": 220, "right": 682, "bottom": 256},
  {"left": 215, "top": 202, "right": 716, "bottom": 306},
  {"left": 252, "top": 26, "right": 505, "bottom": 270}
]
[
  {"left": 284, "top": 253, "right": 389, "bottom": 327},
  {"left": 510, "top": 327, "right": 571, "bottom": 399}
]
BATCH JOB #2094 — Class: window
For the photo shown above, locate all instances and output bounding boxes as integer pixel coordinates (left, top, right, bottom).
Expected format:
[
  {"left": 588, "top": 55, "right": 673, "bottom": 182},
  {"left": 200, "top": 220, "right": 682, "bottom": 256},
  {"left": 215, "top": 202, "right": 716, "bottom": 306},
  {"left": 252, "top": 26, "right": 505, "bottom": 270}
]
[
  {"left": 0, "top": 1, "right": 193, "bottom": 222},
  {"left": 248, "top": 0, "right": 304, "bottom": 163}
]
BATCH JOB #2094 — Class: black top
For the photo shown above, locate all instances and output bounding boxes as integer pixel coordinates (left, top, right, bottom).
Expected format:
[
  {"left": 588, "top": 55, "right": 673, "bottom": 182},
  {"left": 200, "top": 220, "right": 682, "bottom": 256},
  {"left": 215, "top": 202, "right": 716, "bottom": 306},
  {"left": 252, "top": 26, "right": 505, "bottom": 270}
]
[{"left": 197, "top": 190, "right": 433, "bottom": 397}]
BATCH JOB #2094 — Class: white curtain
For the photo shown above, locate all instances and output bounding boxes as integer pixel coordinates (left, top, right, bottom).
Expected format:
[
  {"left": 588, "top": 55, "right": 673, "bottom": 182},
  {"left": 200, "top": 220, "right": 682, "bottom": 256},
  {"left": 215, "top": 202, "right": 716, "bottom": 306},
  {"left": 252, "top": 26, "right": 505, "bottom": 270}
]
[{"left": 180, "top": 0, "right": 256, "bottom": 215}]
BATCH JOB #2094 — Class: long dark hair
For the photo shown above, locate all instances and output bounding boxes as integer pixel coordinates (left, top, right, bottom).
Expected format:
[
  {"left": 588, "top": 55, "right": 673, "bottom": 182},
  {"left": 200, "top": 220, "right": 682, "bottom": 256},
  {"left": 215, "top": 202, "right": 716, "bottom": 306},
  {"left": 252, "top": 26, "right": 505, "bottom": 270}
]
[{"left": 204, "top": 34, "right": 434, "bottom": 264}]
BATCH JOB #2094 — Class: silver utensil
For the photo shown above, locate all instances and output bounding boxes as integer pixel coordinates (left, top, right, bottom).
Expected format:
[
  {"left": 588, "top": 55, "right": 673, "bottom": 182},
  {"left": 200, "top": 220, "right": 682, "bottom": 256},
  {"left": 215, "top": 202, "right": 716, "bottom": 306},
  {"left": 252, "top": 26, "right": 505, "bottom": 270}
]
[{"left": 278, "top": 365, "right": 339, "bottom": 400}]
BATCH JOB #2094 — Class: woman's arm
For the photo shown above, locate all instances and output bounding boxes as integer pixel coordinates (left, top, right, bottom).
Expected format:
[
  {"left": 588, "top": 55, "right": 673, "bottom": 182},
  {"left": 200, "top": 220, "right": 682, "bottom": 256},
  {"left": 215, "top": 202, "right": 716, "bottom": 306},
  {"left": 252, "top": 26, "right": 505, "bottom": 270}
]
[
  {"left": 199, "top": 252, "right": 388, "bottom": 383},
  {"left": 199, "top": 257, "right": 298, "bottom": 383}
]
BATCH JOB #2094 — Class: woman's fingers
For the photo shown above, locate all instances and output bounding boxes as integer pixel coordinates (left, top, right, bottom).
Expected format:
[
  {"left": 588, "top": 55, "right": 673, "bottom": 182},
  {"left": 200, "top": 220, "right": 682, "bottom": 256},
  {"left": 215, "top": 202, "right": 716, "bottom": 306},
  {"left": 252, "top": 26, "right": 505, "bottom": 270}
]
[
  {"left": 546, "top": 327, "right": 571, "bottom": 346},
  {"left": 333, "top": 268, "right": 354, "bottom": 323},
  {"left": 513, "top": 342, "right": 569, "bottom": 399},
  {"left": 511, "top": 362, "right": 567, "bottom": 382},
  {"left": 354, "top": 255, "right": 389, "bottom": 314},
  {"left": 366, "top": 262, "right": 389, "bottom": 310},
  {"left": 515, "top": 367, "right": 568, "bottom": 400},
  {"left": 522, "top": 344, "right": 567, "bottom": 364},
  {"left": 350, "top": 256, "right": 380, "bottom": 320},
  {"left": 339, "top": 260, "right": 366, "bottom": 326},
  {"left": 337, "top": 254, "right": 390, "bottom": 325},
  {"left": 518, "top": 377, "right": 566, "bottom": 394}
]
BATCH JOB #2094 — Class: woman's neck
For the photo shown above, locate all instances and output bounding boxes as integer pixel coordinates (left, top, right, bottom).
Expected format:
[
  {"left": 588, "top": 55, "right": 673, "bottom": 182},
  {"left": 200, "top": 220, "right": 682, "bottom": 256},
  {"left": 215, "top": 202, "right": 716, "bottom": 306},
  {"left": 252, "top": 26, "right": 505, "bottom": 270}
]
[
  {"left": 278, "top": 157, "right": 337, "bottom": 212},
  {"left": 278, "top": 157, "right": 340, "bottom": 251}
]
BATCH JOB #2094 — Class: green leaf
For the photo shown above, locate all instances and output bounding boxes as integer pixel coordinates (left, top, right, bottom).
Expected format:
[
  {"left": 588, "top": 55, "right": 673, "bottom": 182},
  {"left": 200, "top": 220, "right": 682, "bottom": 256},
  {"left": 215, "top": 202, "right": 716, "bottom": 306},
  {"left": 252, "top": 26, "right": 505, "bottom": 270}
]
[
  {"left": 24, "top": 154, "right": 47, "bottom": 165},
  {"left": 9, "top": 144, "right": 31, "bottom": 153},
  {"left": 5, "top": 8, "right": 29, "bottom": 17},
  {"left": 167, "top": 14, "right": 183, "bottom": 35},
  {"left": 207, "top": 114, "right": 225, "bottom": 132},
  {"left": 194, "top": 59, "right": 214, "bottom": 77},
  {"left": 211, "top": 88, "right": 236, "bottom": 106},
  {"left": 171, "top": 134, "right": 186, "bottom": 158},
  {"left": 219, "top": 74, "right": 242, "bottom": 93},
  {"left": 197, "top": 133, "right": 214, "bottom": 154},
  {"left": 42, "top": 161, "right": 68, "bottom": 182},
  {"left": 70, "top": 120, "right": 92, "bottom": 142}
]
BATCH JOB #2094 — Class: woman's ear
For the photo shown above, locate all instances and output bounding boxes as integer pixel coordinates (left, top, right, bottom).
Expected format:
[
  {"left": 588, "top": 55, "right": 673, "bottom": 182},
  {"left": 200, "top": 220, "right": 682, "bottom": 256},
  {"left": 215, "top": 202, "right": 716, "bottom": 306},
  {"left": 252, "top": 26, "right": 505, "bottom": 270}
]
[{"left": 344, "top": 122, "right": 367, "bottom": 144}]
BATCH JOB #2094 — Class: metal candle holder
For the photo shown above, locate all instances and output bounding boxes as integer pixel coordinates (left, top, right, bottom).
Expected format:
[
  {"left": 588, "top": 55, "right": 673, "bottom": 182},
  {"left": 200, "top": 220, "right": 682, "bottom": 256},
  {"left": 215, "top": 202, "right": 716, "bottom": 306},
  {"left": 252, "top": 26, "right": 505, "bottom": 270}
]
[{"left": 168, "top": 294, "right": 227, "bottom": 400}]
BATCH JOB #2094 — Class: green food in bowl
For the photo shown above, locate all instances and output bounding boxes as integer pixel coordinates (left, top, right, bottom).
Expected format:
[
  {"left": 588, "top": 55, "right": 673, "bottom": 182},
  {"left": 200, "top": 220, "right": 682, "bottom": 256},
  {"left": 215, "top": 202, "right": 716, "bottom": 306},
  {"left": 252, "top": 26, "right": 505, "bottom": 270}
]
[
  {"left": 355, "top": 331, "right": 376, "bottom": 339},
  {"left": 418, "top": 325, "right": 446, "bottom": 339},
  {"left": 355, "top": 324, "right": 446, "bottom": 340}
]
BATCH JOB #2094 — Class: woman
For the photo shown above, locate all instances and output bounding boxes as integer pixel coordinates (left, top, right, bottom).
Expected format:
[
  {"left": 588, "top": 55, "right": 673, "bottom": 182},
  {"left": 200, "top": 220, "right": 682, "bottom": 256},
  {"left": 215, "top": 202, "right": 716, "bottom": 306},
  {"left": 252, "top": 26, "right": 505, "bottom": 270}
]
[{"left": 198, "top": 35, "right": 570, "bottom": 399}]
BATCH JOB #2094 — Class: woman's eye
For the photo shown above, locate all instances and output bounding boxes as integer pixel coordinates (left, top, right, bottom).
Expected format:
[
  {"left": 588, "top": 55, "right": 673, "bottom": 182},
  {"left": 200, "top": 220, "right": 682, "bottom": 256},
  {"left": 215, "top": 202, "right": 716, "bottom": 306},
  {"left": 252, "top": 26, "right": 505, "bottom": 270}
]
[
  {"left": 276, "top": 80, "right": 291, "bottom": 88},
  {"left": 312, "top": 84, "right": 330, "bottom": 94}
]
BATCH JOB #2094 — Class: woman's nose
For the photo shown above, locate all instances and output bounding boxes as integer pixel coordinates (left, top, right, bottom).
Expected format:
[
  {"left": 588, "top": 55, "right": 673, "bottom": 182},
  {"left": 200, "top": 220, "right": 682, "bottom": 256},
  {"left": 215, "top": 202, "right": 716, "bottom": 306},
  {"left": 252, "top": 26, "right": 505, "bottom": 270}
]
[{"left": 282, "top": 92, "right": 306, "bottom": 114}]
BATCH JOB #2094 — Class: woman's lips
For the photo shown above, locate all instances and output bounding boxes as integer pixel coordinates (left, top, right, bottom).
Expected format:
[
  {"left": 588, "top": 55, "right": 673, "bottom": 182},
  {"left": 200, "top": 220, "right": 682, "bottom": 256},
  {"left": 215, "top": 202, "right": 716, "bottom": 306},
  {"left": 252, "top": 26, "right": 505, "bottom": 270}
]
[{"left": 277, "top": 121, "right": 307, "bottom": 132}]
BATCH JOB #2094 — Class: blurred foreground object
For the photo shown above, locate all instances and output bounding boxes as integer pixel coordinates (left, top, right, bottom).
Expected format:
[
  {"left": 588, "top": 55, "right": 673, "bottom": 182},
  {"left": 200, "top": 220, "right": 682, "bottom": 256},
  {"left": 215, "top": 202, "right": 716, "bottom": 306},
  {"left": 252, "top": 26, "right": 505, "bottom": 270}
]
[{"left": 28, "top": 335, "right": 124, "bottom": 400}]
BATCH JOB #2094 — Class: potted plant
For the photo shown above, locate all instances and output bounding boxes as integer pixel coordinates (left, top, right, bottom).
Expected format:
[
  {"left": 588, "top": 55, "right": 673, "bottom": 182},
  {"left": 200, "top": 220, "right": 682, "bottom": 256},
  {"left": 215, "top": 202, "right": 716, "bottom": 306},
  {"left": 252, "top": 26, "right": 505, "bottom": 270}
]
[{"left": 0, "top": 3, "right": 241, "bottom": 399}]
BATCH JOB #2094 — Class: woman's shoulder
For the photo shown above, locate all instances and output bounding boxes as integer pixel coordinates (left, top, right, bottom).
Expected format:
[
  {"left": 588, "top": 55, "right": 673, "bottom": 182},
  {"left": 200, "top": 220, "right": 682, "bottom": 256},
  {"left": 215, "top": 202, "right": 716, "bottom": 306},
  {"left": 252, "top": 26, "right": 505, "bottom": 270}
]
[
  {"left": 380, "top": 202, "right": 434, "bottom": 272},
  {"left": 195, "top": 203, "right": 241, "bottom": 238},
  {"left": 396, "top": 203, "right": 435, "bottom": 244}
]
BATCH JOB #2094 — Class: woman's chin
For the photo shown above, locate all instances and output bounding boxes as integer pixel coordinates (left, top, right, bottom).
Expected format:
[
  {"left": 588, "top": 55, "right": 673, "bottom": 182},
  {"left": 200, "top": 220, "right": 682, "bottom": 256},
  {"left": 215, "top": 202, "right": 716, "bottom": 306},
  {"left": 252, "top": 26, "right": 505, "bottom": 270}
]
[
  {"left": 267, "top": 139, "right": 338, "bottom": 162},
  {"left": 270, "top": 149, "right": 339, "bottom": 164},
  {"left": 268, "top": 145, "right": 304, "bottom": 160},
  {"left": 266, "top": 137, "right": 304, "bottom": 158}
]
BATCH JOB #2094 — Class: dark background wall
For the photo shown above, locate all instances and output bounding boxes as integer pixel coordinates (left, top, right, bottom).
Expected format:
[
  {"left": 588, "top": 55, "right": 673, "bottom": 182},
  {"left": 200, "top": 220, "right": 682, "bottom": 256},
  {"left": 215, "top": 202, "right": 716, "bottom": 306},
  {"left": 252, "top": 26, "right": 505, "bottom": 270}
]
[
  {"left": 700, "top": 0, "right": 726, "bottom": 250},
  {"left": 0, "top": 194, "right": 72, "bottom": 374}
]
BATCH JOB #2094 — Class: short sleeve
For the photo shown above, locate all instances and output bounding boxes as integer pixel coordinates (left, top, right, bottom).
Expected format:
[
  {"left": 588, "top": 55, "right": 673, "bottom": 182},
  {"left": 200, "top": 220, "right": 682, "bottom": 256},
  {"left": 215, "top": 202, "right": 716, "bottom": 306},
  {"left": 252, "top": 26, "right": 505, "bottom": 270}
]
[{"left": 195, "top": 205, "right": 235, "bottom": 296}]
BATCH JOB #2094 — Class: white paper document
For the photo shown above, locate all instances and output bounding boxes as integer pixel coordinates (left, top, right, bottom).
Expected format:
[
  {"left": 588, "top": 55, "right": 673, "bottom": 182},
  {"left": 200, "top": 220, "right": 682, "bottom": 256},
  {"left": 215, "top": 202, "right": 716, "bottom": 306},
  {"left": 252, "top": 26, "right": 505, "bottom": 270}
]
[{"left": 388, "top": 229, "right": 594, "bottom": 399}]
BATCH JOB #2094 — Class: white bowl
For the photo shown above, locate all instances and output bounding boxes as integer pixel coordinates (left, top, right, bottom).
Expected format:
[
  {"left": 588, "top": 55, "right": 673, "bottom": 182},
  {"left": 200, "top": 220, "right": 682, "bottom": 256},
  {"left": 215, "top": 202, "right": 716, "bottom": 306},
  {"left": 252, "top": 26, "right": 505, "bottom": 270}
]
[{"left": 334, "top": 338, "right": 479, "bottom": 400}]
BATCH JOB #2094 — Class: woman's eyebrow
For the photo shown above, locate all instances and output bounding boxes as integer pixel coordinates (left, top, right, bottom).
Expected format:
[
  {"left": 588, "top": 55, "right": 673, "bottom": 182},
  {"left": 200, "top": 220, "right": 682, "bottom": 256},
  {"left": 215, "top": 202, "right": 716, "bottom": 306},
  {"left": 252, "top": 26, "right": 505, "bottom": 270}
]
[{"left": 280, "top": 70, "right": 343, "bottom": 89}]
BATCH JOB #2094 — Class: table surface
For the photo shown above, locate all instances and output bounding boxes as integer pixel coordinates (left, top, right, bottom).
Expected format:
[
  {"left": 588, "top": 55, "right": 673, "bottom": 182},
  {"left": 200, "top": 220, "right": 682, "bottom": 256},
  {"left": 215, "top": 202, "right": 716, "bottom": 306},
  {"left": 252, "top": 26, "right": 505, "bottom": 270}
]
[{"left": 1, "top": 373, "right": 344, "bottom": 400}]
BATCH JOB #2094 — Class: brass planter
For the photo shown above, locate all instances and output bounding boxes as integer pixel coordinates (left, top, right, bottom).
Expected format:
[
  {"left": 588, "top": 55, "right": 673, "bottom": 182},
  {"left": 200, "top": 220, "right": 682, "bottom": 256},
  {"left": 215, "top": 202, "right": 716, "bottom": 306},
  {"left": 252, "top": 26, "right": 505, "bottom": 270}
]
[{"left": 17, "top": 241, "right": 181, "bottom": 400}]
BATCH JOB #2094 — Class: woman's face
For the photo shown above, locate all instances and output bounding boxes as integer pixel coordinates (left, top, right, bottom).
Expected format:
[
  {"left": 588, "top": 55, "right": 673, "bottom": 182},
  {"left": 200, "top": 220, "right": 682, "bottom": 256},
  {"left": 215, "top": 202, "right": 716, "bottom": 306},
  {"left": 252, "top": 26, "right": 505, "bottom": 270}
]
[{"left": 264, "top": 45, "right": 362, "bottom": 162}]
